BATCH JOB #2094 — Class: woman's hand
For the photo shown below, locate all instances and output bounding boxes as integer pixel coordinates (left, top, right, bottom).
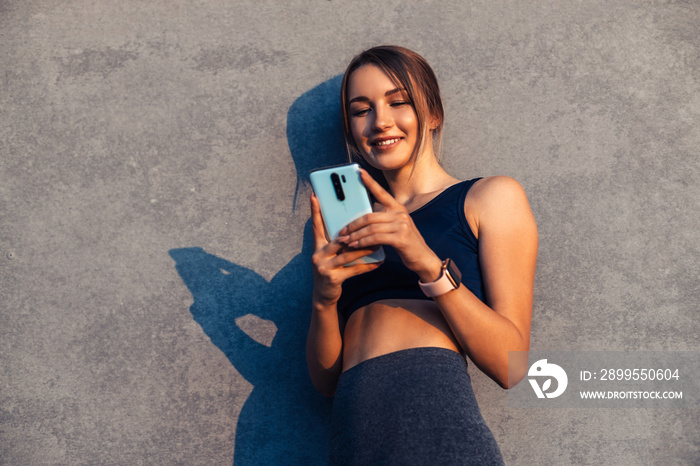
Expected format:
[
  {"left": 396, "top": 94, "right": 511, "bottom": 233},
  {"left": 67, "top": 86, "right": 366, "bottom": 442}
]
[
  {"left": 339, "top": 169, "right": 442, "bottom": 282},
  {"left": 310, "top": 192, "right": 382, "bottom": 306}
]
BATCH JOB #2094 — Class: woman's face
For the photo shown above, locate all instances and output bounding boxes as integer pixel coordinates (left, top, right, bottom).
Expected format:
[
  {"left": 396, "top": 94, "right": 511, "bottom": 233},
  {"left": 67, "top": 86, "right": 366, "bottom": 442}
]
[{"left": 346, "top": 65, "right": 420, "bottom": 172}]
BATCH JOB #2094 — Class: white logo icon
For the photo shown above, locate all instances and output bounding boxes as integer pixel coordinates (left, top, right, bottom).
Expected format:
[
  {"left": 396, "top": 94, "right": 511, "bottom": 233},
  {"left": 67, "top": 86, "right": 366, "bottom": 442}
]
[{"left": 528, "top": 359, "right": 568, "bottom": 399}]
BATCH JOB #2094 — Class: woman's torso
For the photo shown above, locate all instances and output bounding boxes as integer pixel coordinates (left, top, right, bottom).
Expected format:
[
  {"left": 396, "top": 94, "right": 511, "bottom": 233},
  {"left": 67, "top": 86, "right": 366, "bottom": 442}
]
[
  {"left": 342, "top": 298, "right": 461, "bottom": 371},
  {"left": 339, "top": 178, "right": 484, "bottom": 372}
]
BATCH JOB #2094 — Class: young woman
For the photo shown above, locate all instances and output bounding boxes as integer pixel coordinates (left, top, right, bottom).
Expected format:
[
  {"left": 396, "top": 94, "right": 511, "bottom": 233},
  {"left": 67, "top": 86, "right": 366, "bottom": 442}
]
[{"left": 306, "top": 45, "right": 538, "bottom": 465}]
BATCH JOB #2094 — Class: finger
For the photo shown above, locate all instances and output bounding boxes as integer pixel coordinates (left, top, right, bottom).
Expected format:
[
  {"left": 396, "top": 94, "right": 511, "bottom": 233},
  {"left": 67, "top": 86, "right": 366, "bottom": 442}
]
[
  {"left": 316, "top": 235, "right": 352, "bottom": 261},
  {"left": 345, "top": 222, "right": 397, "bottom": 247},
  {"left": 360, "top": 168, "right": 402, "bottom": 208},
  {"left": 336, "top": 260, "right": 383, "bottom": 281},
  {"left": 336, "top": 251, "right": 384, "bottom": 281},
  {"left": 348, "top": 232, "right": 401, "bottom": 250},
  {"left": 328, "top": 245, "right": 380, "bottom": 269},
  {"left": 340, "top": 211, "right": 395, "bottom": 235},
  {"left": 310, "top": 193, "right": 329, "bottom": 250}
]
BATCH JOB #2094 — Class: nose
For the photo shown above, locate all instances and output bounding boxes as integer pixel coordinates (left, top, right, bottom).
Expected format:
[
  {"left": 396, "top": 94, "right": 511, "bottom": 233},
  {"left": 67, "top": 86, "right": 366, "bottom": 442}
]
[{"left": 371, "top": 105, "right": 393, "bottom": 131}]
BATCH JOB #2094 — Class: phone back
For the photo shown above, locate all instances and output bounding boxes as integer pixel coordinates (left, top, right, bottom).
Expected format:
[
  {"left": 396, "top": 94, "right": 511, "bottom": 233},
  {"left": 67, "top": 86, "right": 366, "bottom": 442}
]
[
  {"left": 310, "top": 164, "right": 371, "bottom": 239},
  {"left": 310, "top": 164, "right": 385, "bottom": 264}
]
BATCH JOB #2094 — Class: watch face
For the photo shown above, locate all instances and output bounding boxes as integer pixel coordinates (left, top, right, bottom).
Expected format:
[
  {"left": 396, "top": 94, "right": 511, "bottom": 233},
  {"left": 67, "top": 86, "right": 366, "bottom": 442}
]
[{"left": 446, "top": 259, "right": 462, "bottom": 288}]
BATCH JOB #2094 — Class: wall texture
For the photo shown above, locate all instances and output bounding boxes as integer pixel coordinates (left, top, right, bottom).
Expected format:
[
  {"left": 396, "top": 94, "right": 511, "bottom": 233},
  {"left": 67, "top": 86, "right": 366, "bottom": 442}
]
[{"left": 1, "top": 1, "right": 698, "bottom": 464}]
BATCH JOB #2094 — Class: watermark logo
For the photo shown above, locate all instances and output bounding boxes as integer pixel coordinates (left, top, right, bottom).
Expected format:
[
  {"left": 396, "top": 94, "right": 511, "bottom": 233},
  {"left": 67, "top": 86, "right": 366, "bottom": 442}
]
[
  {"left": 528, "top": 359, "right": 568, "bottom": 398},
  {"left": 509, "top": 351, "right": 696, "bottom": 408}
]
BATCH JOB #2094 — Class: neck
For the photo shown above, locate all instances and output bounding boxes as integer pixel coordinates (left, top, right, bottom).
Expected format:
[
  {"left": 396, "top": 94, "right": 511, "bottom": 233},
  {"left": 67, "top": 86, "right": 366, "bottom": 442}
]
[{"left": 382, "top": 149, "right": 457, "bottom": 207}]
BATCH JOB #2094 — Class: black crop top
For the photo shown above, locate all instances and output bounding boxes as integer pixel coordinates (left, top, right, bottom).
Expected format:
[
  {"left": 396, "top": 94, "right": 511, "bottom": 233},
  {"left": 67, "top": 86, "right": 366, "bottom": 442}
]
[{"left": 337, "top": 178, "right": 484, "bottom": 321}]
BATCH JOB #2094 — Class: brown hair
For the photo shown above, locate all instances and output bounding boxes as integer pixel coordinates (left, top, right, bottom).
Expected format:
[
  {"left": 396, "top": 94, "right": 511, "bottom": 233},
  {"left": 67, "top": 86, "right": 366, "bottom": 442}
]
[{"left": 340, "top": 45, "right": 444, "bottom": 176}]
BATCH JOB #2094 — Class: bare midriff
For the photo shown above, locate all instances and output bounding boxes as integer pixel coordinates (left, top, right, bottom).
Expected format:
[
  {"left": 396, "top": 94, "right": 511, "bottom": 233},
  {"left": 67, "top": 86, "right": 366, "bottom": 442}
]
[{"left": 341, "top": 298, "right": 462, "bottom": 372}]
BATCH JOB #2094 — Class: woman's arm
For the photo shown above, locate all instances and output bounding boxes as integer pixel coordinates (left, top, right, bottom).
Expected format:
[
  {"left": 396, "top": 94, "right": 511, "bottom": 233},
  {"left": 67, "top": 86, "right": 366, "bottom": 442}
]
[
  {"left": 306, "top": 297, "right": 344, "bottom": 398},
  {"left": 306, "top": 193, "right": 382, "bottom": 397},
  {"left": 435, "top": 176, "right": 537, "bottom": 388},
  {"left": 343, "top": 171, "right": 538, "bottom": 388}
]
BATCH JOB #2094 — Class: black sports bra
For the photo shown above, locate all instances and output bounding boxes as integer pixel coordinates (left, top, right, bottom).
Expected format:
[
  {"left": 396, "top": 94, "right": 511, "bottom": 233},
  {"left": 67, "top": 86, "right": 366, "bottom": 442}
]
[{"left": 337, "top": 178, "right": 484, "bottom": 321}]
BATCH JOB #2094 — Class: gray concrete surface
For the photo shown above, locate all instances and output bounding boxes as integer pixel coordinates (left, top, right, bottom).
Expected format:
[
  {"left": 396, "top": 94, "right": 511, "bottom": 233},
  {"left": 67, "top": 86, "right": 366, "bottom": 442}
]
[{"left": 1, "top": 1, "right": 698, "bottom": 464}]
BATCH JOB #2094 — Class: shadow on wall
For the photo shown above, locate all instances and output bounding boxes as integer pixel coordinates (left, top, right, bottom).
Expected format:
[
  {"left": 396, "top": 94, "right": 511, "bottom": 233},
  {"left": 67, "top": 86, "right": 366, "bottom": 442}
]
[
  {"left": 288, "top": 74, "right": 347, "bottom": 208},
  {"left": 169, "top": 75, "right": 346, "bottom": 465}
]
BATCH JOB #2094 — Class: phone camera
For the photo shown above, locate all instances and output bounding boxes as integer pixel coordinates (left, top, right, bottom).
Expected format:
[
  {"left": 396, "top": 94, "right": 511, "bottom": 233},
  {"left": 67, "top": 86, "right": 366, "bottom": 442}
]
[{"left": 331, "top": 173, "right": 345, "bottom": 201}]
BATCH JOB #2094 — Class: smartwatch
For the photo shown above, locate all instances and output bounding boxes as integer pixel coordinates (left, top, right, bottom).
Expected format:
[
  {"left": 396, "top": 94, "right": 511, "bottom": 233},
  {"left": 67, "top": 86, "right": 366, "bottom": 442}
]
[{"left": 418, "top": 258, "right": 462, "bottom": 298}]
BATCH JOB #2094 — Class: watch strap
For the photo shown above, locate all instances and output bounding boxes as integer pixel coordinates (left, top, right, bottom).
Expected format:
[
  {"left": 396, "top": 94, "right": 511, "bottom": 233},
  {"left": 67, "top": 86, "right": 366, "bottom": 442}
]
[{"left": 418, "top": 258, "right": 461, "bottom": 298}]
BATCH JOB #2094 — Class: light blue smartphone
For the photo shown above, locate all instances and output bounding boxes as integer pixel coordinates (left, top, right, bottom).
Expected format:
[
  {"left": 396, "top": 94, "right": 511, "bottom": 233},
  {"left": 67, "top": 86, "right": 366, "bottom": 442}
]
[{"left": 310, "top": 163, "right": 385, "bottom": 265}]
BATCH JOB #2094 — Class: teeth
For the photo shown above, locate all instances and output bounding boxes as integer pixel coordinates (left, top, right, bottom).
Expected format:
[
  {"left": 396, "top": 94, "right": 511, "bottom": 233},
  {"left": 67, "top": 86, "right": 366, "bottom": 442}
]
[{"left": 375, "top": 138, "right": 400, "bottom": 146}]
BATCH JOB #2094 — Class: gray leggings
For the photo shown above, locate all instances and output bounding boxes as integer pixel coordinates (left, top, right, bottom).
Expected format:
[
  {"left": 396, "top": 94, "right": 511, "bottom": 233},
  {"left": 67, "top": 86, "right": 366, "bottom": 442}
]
[{"left": 330, "top": 347, "right": 504, "bottom": 465}]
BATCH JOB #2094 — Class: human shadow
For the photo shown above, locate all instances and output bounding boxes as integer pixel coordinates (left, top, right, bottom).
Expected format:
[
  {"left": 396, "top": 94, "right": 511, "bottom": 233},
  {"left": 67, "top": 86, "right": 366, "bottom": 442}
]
[{"left": 169, "top": 74, "right": 346, "bottom": 465}]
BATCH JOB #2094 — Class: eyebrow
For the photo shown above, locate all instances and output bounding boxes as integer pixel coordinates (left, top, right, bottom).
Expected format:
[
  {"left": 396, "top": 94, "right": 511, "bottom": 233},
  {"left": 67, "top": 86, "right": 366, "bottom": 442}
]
[{"left": 348, "top": 88, "right": 406, "bottom": 105}]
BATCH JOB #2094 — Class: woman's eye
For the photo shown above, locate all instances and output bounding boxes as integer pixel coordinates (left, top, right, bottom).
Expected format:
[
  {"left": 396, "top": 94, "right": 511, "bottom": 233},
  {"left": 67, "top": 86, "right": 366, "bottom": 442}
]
[
  {"left": 352, "top": 108, "right": 370, "bottom": 117},
  {"left": 390, "top": 101, "right": 408, "bottom": 107}
]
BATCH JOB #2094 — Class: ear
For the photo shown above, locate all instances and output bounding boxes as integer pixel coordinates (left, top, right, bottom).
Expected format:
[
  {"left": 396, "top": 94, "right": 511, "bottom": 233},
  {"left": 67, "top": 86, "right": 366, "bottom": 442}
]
[{"left": 429, "top": 115, "right": 442, "bottom": 131}]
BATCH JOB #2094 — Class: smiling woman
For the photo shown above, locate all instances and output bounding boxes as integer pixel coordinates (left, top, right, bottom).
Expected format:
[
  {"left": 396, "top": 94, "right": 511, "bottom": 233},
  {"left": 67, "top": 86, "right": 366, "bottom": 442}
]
[
  {"left": 306, "top": 45, "right": 538, "bottom": 465},
  {"left": 345, "top": 65, "right": 420, "bottom": 173},
  {"left": 340, "top": 46, "right": 445, "bottom": 187}
]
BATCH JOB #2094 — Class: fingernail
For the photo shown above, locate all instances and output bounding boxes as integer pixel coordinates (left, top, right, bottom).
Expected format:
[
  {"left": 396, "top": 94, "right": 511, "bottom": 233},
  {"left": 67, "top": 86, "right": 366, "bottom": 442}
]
[
  {"left": 338, "top": 235, "right": 349, "bottom": 243},
  {"left": 348, "top": 241, "right": 358, "bottom": 248},
  {"left": 339, "top": 227, "right": 347, "bottom": 235}
]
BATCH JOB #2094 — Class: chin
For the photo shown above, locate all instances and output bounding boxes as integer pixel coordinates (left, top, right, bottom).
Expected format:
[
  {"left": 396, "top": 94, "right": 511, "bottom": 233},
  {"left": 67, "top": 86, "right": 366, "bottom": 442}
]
[{"left": 363, "top": 152, "right": 412, "bottom": 172}]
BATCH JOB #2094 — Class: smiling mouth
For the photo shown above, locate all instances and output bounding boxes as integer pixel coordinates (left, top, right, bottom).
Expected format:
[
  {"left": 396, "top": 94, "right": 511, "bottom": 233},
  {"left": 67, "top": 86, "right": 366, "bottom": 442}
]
[{"left": 372, "top": 137, "right": 402, "bottom": 146}]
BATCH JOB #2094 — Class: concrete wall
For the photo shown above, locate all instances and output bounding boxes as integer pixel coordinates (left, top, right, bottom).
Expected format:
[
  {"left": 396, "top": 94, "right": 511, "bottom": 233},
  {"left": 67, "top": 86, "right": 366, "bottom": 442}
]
[{"left": 1, "top": 1, "right": 698, "bottom": 464}]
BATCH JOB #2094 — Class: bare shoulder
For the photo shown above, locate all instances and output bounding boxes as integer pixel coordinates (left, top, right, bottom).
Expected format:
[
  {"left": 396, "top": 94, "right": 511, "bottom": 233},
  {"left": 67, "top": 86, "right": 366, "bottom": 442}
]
[
  {"left": 465, "top": 176, "right": 536, "bottom": 237},
  {"left": 469, "top": 175, "right": 527, "bottom": 204}
]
